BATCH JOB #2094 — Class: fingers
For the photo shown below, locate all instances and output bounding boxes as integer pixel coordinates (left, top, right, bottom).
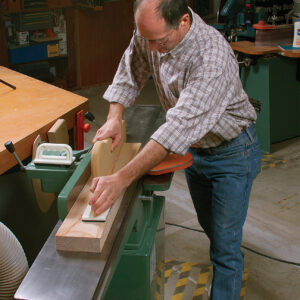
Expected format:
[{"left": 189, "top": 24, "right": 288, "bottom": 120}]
[
  {"left": 90, "top": 186, "right": 113, "bottom": 216},
  {"left": 92, "top": 128, "right": 111, "bottom": 144},
  {"left": 89, "top": 173, "right": 124, "bottom": 216},
  {"left": 89, "top": 177, "right": 114, "bottom": 215},
  {"left": 92, "top": 119, "right": 122, "bottom": 146},
  {"left": 92, "top": 195, "right": 113, "bottom": 216},
  {"left": 90, "top": 177, "right": 99, "bottom": 193},
  {"left": 89, "top": 178, "right": 104, "bottom": 205},
  {"left": 111, "top": 133, "right": 121, "bottom": 151}
]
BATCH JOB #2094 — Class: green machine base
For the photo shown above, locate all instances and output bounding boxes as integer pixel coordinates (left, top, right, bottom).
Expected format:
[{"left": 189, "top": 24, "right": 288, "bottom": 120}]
[
  {"left": 241, "top": 56, "right": 300, "bottom": 153},
  {"left": 56, "top": 154, "right": 170, "bottom": 300},
  {"left": 102, "top": 193, "right": 165, "bottom": 300}
]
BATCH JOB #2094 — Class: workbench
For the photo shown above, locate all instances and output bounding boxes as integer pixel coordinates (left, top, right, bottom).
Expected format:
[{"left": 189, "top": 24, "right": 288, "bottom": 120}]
[
  {"left": 0, "top": 67, "right": 88, "bottom": 264},
  {"left": 14, "top": 105, "right": 167, "bottom": 300},
  {"left": 0, "top": 66, "right": 88, "bottom": 175},
  {"left": 231, "top": 41, "right": 300, "bottom": 153}
]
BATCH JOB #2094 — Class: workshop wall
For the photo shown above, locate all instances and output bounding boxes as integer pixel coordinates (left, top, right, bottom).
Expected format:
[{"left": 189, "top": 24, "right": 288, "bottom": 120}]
[
  {"left": 0, "top": 13, "right": 9, "bottom": 66},
  {"left": 67, "top": 0, "right": 135, "bottom": 88},
  {"left": 0, "top": 1, "right": 135, "bottom": 89}
]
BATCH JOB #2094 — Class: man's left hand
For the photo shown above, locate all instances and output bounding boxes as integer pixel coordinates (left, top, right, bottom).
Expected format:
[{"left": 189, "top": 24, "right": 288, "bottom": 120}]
[{"left": 89, "top": 173, "right": 127, "bottom": 215}]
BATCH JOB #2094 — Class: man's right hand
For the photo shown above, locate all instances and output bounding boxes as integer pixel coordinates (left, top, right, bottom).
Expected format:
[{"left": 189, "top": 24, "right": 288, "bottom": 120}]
[{"left": 92, "top": 102, "right": 125, "bottom": 151}]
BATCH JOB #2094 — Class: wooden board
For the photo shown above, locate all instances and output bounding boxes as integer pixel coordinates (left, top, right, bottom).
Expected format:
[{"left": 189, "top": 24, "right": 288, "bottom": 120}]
[
  {"left": 230, "top": 41, "right": 300, "bottom": 58},
  {"left": 230, "top": 41, "right": 280, "bottom": 55},
  {"left": 55, "top": 132, "right": 141, "bottom": 253},
  {"left": 0, "top": 67, "right": 88, "bottom": 174},
  {"left": 91, "top": 120, "right": 126, "bottom": 177},
  {"left": 47, "top": 119, "right": 69, "bottom": 144}
]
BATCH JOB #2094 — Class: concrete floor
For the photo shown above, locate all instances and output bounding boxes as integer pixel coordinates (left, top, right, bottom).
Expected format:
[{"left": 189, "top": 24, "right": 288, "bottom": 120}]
[{"left": 78, "top": 79, "right": 300, "bottom": 300}]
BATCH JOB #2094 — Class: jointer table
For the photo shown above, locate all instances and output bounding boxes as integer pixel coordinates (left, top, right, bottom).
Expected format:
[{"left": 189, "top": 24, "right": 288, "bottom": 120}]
[
  {"left": 15, "top": 105, "right": 167, "bottom": 300},
  {"left": 230, "top": 41, "right": 300, "bottom": 153}
]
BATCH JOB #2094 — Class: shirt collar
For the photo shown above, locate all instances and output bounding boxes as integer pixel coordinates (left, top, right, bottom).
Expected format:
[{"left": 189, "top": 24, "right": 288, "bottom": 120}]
[{"left": 161, "top": 8, "right": 204, "bottom": 59}]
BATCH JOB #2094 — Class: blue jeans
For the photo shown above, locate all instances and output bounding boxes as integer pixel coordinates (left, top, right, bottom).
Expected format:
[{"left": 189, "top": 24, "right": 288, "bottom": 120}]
[{"left": 185, "top": 124, "right": 261, "bottom": 300}]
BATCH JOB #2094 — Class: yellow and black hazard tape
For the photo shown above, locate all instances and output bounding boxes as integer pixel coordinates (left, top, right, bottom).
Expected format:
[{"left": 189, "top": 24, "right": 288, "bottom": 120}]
[
  {"left": 261, "top": 154, "right": 287, "bottom": 170},
  {"left": 161, "top": 260, "right": 248, "bottom": 300}
]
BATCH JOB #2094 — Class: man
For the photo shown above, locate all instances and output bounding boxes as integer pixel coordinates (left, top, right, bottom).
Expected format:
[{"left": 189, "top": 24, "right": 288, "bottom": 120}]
[{"left": 90, "top": 0, "right": 261, "bottom": 299}]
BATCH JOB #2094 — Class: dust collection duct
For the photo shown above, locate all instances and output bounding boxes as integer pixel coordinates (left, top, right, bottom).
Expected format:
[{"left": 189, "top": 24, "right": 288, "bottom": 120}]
[{"left": 0, "top": 222, "right": 28, "bottom": 299}]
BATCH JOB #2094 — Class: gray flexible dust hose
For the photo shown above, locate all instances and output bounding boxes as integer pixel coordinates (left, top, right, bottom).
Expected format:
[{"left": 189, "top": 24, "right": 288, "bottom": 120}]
[{"left": 0, "top": 222, "right": 28, "bottom": 299}]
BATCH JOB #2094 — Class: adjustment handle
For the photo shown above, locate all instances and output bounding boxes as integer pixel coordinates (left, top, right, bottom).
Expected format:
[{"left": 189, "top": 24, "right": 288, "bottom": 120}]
[
  {"left": 84, "top": 111, "right": 95, "bottom": 122},
  {"left": 84, "top": 111, "right": 101, "bottom": 128},
  {"left": 4, "top": 141, "right": 25, "bottom": 170},
  {"left": 4, "top": 141, "right": 15, "bottom": 153}
]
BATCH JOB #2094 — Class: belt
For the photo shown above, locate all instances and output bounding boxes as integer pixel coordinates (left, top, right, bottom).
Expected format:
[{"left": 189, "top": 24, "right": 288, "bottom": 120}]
[{"left": 190, "top": 124, "right": 256, "bottom": 155}]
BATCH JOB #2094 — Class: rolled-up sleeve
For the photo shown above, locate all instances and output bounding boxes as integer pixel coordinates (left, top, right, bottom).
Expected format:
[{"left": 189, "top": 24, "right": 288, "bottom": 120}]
[
  {"left": 103, "top": 33, "right": 151, "bottom": 107},
  {"left": 151, "top": 45, "right": 233, "bottom": 155}
]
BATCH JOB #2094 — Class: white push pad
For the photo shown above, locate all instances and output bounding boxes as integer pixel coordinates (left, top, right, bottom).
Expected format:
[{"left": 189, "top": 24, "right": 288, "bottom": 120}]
[
  {"left": 82, "top": 205, "right": 111, "bottom": 222},
  {"left": 34, "top": 143, "right": 75, "bottom": 165}
]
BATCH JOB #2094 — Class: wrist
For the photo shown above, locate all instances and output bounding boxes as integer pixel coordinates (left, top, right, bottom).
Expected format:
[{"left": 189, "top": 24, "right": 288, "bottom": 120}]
[
  {"left": 115, "top": 168, "right": 134, "bottom": 189},
  {"left": 107, "top": 103, "right": 124, "bottom": 122}
]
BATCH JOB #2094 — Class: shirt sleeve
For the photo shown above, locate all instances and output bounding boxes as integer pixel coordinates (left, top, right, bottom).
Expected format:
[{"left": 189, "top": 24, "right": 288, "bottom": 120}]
[
  {"left": 151, "top": 41, "right": 236, "bottom": 155},
  {"left": 103, "top": 32, "right": 151, "bottom": 108}
]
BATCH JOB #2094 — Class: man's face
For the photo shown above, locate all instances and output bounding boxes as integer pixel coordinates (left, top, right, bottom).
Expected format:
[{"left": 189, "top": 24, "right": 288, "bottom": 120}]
[
  {"left": 135, "top": 3, "right": 184, "bottom": 53},
  {"left": 135, "top": 23, "right": 179, "bottom": 53}
]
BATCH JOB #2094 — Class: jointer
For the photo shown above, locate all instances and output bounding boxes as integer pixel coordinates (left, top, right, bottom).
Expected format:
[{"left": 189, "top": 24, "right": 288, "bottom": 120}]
[{"left": 14, "top": 105, "right": 172, "bottom": 300}]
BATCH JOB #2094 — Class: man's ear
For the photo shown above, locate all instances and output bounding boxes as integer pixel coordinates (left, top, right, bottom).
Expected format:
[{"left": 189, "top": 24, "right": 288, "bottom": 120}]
[{"left": 180, "top": 13, "right": 190, "bottom": 27}]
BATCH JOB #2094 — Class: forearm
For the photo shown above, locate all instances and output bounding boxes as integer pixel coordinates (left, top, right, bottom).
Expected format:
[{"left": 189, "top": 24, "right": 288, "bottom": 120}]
[
  {"left": 90, "top": 138, "right": 168, "bottom": 215},
  {"left": 107, "top": 102, "right": 125, "bottom": 121},
  {"left": 117, "top": 139, "right": 169, "bottom": 187}
]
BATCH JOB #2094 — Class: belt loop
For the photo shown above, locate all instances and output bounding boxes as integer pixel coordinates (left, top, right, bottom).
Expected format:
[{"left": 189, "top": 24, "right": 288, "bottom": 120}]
[{"left": 245, "top": 124, "right": 254, "bottom": 143}]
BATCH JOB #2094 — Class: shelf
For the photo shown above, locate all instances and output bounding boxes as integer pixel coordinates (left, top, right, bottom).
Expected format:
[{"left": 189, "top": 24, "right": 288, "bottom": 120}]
[{"left": 9, "top": 55, "right": 67, "bottom": 66}]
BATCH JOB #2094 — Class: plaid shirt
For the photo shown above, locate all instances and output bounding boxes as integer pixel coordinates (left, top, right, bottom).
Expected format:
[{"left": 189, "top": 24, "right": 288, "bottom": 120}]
[{"left": 103, "top": 8, "right": 257, "bottom": 155}]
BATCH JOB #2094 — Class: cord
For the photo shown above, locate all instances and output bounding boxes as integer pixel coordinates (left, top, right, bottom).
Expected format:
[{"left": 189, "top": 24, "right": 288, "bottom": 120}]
[{"left": 165, "top": 222, "right": 300, "bottom": 267}]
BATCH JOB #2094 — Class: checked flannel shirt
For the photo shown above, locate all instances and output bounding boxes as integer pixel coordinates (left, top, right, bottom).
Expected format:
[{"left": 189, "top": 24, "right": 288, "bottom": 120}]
[{"left": 103, "top": 8, "right": 257, "bottom": 155}]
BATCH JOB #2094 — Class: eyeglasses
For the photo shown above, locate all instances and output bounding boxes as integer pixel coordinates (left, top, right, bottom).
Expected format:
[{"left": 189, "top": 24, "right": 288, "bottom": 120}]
[{"left": 135, "top": 29, "right": 174, "bottom": 47}]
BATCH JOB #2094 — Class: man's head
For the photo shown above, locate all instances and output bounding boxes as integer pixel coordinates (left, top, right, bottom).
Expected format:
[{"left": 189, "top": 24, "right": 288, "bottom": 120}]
[{"left": 134, "top": 0, "right": 191, "bottom": 53}]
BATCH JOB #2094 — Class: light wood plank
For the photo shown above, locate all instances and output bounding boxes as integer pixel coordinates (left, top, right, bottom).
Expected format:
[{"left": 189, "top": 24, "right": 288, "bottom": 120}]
[
  {"left": 91, "top": 120, "right": 126, "bottom": 178},
  {"left": 47, "top": 119, "right": 69, "bottom": 144},
  {"left": 55, "top": 138, "right": 141, "bottom": 253}
]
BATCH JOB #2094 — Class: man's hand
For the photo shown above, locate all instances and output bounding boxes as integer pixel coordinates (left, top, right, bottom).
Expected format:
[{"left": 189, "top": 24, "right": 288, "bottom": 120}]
[
  {"left": 92, "top": 118, "right": 122, "bottom": 151},
  {"left": 89, "top": 140, "right": 168, "bottom": 216},
  {"left": 92, "top": 103, "right": 125, "bottom": 151},
  {"left": 89, "top": 173, "right": 128, "bottom": 215}
]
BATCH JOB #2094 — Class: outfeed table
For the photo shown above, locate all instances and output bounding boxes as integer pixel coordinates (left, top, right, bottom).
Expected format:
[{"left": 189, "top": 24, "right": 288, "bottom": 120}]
[{"left": 0, "top": 66, "right": 88, "bottom": 174}]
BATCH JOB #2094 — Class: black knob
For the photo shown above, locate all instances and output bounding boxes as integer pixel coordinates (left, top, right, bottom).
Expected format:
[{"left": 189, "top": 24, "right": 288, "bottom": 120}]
[
  {"left": 4, "top": 141, "right": 15, "bottom": 153},
  {"left": 84, "top": 111, "right": 95, "bottom": 122}
]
